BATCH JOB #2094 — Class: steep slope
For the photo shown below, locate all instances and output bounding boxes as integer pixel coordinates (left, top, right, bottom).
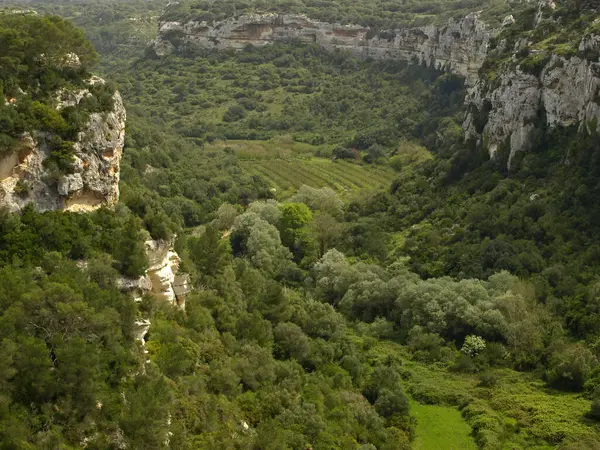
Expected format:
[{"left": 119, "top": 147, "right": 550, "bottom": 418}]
[
  {"left": 463, "top": 0, "right": 600, "bottom": 168},
  {"left": 0, "top": 79, "right": 126, "bottom": 212}
]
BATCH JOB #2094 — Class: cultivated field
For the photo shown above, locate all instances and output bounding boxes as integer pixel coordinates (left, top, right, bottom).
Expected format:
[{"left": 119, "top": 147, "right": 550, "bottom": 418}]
[
  {"left": 207, "top": 138, "right": 400, "bottom": 198},
  {"left": 241, "top": 158, "right": 397, "bottom": 197}
]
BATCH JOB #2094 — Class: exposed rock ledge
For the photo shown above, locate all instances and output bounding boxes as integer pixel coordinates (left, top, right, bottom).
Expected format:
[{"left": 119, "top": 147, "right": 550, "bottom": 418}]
[
  {"left": 118, "top": 238, "right": 191, "bottom": 308},
  {"left": 463, "top": 40, "right": 600, "bottom": 168},
  {"left": 152, "top": 12, "right": 491, "bottom": 84},
  {"left": 0, "top": 78, "right": 126, "bottom": 212}
]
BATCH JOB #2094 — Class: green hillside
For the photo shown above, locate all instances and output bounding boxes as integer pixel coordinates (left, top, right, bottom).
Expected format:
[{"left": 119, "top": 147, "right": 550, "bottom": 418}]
[{"left": 0, "top": 0, "right": 599, "bottom": 448}]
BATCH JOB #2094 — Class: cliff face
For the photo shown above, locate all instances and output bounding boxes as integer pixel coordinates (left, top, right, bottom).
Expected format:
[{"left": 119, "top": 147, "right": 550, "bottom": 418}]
[
  {"left": 463, "top": 3, "right": 600, "bottom": 168},
  {"left": 145, "top": 238, "right": 191, "bottom": 307},
  {"left": 152, "top": 12, "right": 491, "bottom": 83},
  {"left": 152, "top": 3, "right": 600, "bottom": 168},
  {"left": 0, "top": 77, "right": 126, "bottom": 212},
  {"left": 463, "top": 54, "right": 600, "bottom": 166},
  {"left": 119, "top": 238, "right": 191, "bottom": 309}
]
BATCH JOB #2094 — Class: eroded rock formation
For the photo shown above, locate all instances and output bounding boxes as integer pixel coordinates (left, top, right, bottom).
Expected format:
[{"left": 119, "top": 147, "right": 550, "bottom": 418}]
[
  {"left": 152, "top": 12, "right": 491, "bottom": 83},
  {"left": 145, "top": 239, "right": 191, "bottom": 307},
  {"left": 463, "top": 6, "right": 600, "bottom": 168},
  {"left": 118, "top": 238, "right": 191, "bottom": 308},
  {"left": 0, "top": 77, "right": 126, "bottom": 212}
]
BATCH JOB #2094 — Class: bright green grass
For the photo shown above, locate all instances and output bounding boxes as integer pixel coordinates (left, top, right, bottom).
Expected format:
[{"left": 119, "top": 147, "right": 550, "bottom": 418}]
[{"left": 411, "top": 401, "right": 477, "bottom": 450}]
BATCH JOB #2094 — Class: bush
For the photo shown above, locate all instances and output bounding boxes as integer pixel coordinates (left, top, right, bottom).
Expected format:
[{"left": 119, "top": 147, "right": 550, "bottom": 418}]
[
  {"left": 452, "top": 354, "right": 478, "bottom": 373},
  {"left": 461, "top": 335, "right": 486, "bottom": 357},
  {"left": 546, "top": 343, "right": 597, "bottom": 391},
  {"left": 223, "top": 104, "right": 246, "bottom": 122},
  {"left": 589, "top": 387, "right": 600, "bottom": 421},
  {"left": 519, "top": 53, "right": 550, "bottom": 77},
  {"left": 407, "top": 328, "right": 445, "bottom": 362},
  {"left": 374, "top": 388, "right": 410, "bottom": 419},
  {"left": 389, "top": 155, "right": 403, "bottom": 172},
  {"left": 478, "top": 371, "right": 500, "bottom": 388}
]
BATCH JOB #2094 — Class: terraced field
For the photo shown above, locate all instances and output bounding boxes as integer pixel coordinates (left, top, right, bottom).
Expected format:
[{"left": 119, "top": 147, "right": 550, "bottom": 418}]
[
  {"left": 242, "top": 158, "right": 397, "bottom": 197},
  {"left": 206, "top": 138, "right": 401, "bottom": 198}
]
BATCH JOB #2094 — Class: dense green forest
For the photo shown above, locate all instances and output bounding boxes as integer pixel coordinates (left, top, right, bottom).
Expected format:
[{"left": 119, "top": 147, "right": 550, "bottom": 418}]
[
  {"left": 0, "top": 0, "right": 600, "bottom": 449},
  {"left": 161, "top": 0, "right": 524, "bottom": 28}
]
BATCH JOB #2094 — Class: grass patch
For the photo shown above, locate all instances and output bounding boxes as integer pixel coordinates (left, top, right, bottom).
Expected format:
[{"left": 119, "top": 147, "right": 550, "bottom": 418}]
[{"left": 411, "top": 401, "right": 477, "bottom": 450}]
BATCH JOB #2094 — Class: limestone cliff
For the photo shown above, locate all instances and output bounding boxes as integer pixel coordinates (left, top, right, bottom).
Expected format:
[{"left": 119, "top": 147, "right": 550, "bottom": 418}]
[
  {"left": 463, "top": 3, "right": 600, "bottom": 168},
  {"left": 118, "top": 238, "right": 191, "bottom": 308},
  {"left": 0, "top": 77, "right": 126, "bottom": 212},
  {"left": 152, "top": 12, "right": 491, "bottom": 83},
  {"left": 145, "top": 238, "right": 191, "bottom": 307}
]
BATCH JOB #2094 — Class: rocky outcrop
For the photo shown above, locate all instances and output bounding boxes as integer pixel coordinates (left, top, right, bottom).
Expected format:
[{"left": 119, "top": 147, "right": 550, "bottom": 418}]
[
  {"left": 0, "top": 77, "right": 126, "bottom": 212},
  {"left": 119, "top": 238, "right": 191, "bottom": 308},
  {"left": 463, "top": 36, "right": 600, "bottom": 168},
  {"left": 133, "top": 318, "right": 151, "bottom": 345},
  {"left": 152, "top": 12, "right": 492, "bottom": 83},
  {"left": 145, "top": 239, "right": 191, "bottom": 307}
]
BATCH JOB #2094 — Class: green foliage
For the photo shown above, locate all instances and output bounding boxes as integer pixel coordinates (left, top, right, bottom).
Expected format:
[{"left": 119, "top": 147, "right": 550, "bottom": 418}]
[
  {"left": 0, "top": 12, "right": 115, "bottom": 176},
  {"left": 164, "top": 0, "right": 524, "bottom": 29},
  {"left": 188, "top": 225, "right": 231, "bottom": 280},
  {"left": 589, "top": 386, "right": 600, "bottom": 421},
  {"left": 546, "top": 342, "right": 598, "bottom": 391},
  {"left": 519, "top": 53, "right": 551, "bottom": 77},
  {"left": 0, "top": 253, "right": 140, "bottom": 447},
  {"left": 1, "top": 2, "right": 599, "bottom": 448}
]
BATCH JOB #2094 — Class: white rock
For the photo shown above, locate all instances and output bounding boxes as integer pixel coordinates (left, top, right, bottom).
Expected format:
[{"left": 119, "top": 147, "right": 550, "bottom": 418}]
[
  {"left": 463, "top": 41, "right": 600, "bottom": 169},
  {"left": 151, "top": 12, "right": 492, "bottom": 84},
  {"left": 502, "top": 15, "right": 515, "bottom": 27},
  {"left": 134, "top": 319, "right": 151, "bottom": 344},
  {"left": 0, "top": 82, "right": 125, "bottom": 213}
]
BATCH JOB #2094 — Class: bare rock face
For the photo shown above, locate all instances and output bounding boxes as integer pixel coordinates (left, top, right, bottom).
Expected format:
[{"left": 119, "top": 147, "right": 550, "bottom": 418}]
[
  {"left": 462, "top": 0, "right": 600, "bottom": 169},
  {"left": 464, "top": 48, "right": 600, "bottom": 168},
  {"left": 118, "top": 238, "right": 191, "bottom": 309},
  {"left": 152, "top": 12, "right": 492, "bottom": 84},
  {"left": 0, "top": 78, "right": 126, "bottom": 212},
  {"left": 146, "top": 239, "right": 186, "bottom": 306}
]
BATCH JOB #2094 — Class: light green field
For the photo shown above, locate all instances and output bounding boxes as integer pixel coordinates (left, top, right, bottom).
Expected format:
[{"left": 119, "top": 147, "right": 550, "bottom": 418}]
[
  {"left": 242, "top": 158, "right": 397, "bottom": 197},
  {"left": 411, "top": 401, "right": 477, "bottom": 450},
  {"left": 207, "top": 138, "right": 399, "bottom": 198}
]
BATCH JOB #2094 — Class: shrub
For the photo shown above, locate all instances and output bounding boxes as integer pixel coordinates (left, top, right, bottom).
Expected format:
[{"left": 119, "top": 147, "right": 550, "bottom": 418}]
[
  {"left": 478, "top": 371, "right": 500, "bottom": 388},
  {"left": 14, "top": 180, "right": 29, "bottom": 198},
  {"left": 407, "top": 328, "right": 445, "bottom": 362},
  {"left": 461, "top": 335, "right": 486, "bottom": 357},
  {"left": 589, "top": 386, "right": 600, "bottom": 421},
  {"left": 546, "top": 342, "right": 597, "bottom": 391},
  {"left": 389, "top": 155, "right": 403, "bottom": 172},
  {"left": 519, "top": 53, "right": 550, "bottom": 77},
  {"left": 223, "top": 104, "right": 246, "bottom": 122},
  {"left": 374, "top": 388, "right": 410, "bottom": 418}
]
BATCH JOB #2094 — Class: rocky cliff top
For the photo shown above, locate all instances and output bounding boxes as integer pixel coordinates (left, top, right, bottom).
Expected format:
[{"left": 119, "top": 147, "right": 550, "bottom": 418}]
[
  {"left": 0, "top": 13, "right": 125, "bottom": 212},
  {"left": 0, "top": 77, "right": 126, "bottom": 212},
  {"left": 152, "top": 12, "right": 492, "bottom": 83}
]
